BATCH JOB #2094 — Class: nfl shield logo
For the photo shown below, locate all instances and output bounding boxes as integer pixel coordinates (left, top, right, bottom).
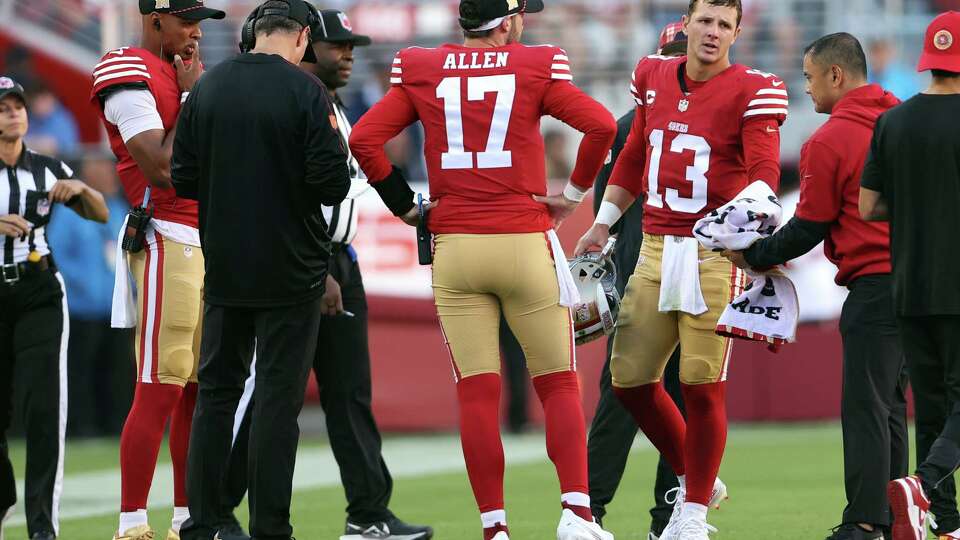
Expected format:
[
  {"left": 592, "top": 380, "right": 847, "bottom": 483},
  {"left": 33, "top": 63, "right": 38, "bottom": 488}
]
[
  {"left": 678, "top": 99, "right": 689, "bottom": 112},
  {"left": 37, "top": 197, "right": 50, "bottom": 217},
  {"left": 337, "top": 13, "right": 353, "bottom": 32}
]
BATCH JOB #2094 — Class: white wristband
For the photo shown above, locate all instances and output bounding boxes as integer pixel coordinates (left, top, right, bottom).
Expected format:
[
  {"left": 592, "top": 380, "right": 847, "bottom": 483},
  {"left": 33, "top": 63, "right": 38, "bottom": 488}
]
[
  {"left": 562, "top": 182, "right": 588, "bottom": 203},
  {"left": 180, "top": 91, "right": 189, "bottom": 104},
  {"left": 595, "top": 201, "right": 623, "bottom": 227}
]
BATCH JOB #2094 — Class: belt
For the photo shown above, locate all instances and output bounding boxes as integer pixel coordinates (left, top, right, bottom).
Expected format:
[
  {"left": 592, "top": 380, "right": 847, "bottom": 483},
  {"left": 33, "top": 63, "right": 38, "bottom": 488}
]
[{"left": 1, "top": 255, "right": 54, "bottom": 285}]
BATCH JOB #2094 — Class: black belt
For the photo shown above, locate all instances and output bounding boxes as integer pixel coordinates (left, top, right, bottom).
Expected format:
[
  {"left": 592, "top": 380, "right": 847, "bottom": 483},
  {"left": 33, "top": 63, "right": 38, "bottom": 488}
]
[{"left": 1, "top": 254, "right": 54, "bottom": 285}]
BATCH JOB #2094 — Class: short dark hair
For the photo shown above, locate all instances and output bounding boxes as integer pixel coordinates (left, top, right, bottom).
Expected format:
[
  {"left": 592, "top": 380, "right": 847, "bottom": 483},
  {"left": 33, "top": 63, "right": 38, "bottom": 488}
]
[
  {"left": 254, "top": 7, "right": 303, "bottom": 39},
  {"left": 804, "top": 32, "right": 868, "bottom": 80},
  {"left": 931, "top": 69, "right": 960, "bottom": 79},
  {"left": 462, "top": 28, "right": 494, "bottom": 39},
  {"left": 688, "top": 0, "right": 743, "bottom": 27}
]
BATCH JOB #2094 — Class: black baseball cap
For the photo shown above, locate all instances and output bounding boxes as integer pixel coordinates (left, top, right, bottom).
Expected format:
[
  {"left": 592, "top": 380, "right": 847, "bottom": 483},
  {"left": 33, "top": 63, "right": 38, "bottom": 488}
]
[
  {"left": 312, "top": 9, "right": 372, "bottom": 46},
  {"left": 459, "top": 0, "right": 545, "bottom": 31},
  {"left": 138, "top": 0, "right": 225, "bottom": 20},
  {"left": 0, "top": 77, "right": 26, "bottom": 104},
  {"left": 242, "top": 0, "right": 320, "bottom": 63}
]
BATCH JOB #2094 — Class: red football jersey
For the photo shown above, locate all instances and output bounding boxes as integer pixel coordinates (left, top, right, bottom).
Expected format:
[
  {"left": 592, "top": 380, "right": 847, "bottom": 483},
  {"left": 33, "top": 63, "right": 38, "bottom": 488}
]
[
  {"left": 90, "top": 47, "right": 198, "bottom": 228},
  {"left": 613, "top": 55, "right": 789, "bottom": 236},
  {"left": 384, "top": 43, "right": 611, "bottom": 234}
]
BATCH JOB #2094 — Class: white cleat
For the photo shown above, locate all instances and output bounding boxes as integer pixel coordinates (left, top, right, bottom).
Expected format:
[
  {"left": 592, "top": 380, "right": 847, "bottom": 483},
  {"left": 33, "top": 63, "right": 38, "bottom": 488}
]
[
  {"left": 660, "top": 478, "right": 728, "bottom": 540},
  {"left": 491, "top": 533, "right": 510, "bottom": 540},
  {"left": 557, "top": 508, "right": 614, "bottom": 540},
  {"left": 648, "top": 533, "right": 660, "bottom": 540},
  {"left": 672, "top": 515, "right": 717, "bottom": 540}
]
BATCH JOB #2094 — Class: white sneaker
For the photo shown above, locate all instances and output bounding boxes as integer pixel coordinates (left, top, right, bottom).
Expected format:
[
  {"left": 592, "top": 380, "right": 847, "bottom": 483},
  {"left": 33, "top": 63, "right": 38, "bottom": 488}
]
[
  {"left": 557, "top": 508, "right": 614, "bottom": 540},
  {"left": 672, "top": 514, "right": 717, "bottom": 540},
  {"left": 660, "top": 478, "right": 728, "bottom": 540}
]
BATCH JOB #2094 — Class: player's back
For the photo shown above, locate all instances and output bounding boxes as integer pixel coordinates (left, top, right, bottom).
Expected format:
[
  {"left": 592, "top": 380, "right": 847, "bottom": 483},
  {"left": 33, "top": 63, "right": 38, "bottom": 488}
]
[{"left": 392, "top": 43, "right": 572, "bottom": 234}]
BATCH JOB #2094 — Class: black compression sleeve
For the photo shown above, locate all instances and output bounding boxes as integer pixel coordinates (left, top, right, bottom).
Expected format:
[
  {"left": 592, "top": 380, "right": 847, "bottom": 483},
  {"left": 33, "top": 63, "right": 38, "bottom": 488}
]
[
  {"left": 372, "top": 166, "right": 416, "bottom": 216},
  {"left": 743, "top": 216, "right": 831, "bottom": 268}
]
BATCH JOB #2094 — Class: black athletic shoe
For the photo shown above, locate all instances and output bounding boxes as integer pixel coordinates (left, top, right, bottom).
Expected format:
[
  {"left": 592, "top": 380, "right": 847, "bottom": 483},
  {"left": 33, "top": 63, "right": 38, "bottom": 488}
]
[
  {"left": 825, "top": 523, "right": 885, "bottom": 540},
  {"left": 212, "top": 532, "right": 250, "bottom": 540},
  {"left": 217, "top": 513, "right": 247, "bottom": 537},
  {"left": 30, "top": 532, "right": 56, "bottom": 540},
  {"left": 342, "top": 517, "right": 434, "bottom": 539}
]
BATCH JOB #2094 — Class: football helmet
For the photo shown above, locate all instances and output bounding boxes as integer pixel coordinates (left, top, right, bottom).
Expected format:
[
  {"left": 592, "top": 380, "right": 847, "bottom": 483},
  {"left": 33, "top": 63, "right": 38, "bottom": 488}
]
[{"left": 568, "top": 238, "right": 620, "bottom": 345}]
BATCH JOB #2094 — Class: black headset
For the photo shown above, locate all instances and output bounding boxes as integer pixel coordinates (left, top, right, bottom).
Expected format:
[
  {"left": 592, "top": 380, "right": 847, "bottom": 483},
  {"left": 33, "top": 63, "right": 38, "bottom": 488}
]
[{"left": 239, "top": 0, "right": 320, "bottom": 53}]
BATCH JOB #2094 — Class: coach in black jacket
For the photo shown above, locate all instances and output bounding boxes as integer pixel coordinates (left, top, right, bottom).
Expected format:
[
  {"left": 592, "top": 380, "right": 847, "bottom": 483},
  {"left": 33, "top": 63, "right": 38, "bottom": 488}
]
[{"left": 170, "top": 1, "right": 349, "bottom": 538}]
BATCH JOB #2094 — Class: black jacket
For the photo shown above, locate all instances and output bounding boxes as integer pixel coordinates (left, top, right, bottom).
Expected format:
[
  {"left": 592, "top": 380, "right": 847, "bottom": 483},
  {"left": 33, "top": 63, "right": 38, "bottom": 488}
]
[{"left": 172, "top": 53, "right": 350, "bottom": 307}]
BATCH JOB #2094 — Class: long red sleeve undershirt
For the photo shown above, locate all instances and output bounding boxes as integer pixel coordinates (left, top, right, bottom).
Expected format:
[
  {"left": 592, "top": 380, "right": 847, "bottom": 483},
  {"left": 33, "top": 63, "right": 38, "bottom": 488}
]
[
  {"left": 541, "top": 82, "right": 617, "bottom": 190},
  {"left": 349, "top": 87, "right": 419, "bottom": 183}
]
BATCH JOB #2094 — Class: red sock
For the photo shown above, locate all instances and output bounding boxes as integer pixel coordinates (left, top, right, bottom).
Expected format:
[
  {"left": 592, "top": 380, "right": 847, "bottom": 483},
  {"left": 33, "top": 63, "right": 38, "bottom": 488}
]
[
  {"left": 533, "top": 371, "right": 589, "bottom": 500},
  {"left": 169, "top": 382, "right": 197, "bottom": 507},
  {"left": 119, "top": 382, "right": 183, "bottom": 512},
  {"left": 613, "top": 382, "right": 686, "bottom": 476},
  {"left": 681, "top": 382, "right": 727, "bottom": 505},
  {"left": 457, "top": 373, "right": 505, "bottom": 513}
]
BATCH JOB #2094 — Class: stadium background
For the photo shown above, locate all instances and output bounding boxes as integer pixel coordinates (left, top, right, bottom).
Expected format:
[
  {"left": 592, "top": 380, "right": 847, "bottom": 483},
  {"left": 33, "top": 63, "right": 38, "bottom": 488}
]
[
  {"left": 0, "top": 0, "right": 951, "bottom": 429},
  {"left": 3, "top": 1, "right": 960, "bottom": 538}
]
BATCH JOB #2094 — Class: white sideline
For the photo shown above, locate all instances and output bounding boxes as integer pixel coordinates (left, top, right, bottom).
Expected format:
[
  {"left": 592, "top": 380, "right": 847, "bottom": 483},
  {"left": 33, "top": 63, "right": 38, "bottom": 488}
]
[{"left": 7, "top": 433, "right": 654, "bottom": 527}]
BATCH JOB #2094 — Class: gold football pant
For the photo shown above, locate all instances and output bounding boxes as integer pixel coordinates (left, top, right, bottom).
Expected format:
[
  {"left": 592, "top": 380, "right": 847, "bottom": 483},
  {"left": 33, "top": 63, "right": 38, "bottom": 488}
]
[
  {"left": 432, "top": 233, "right": 574, "bottom": 381},
  {"left": 128, "top": 229, "right": 204, "bottom": 386},
  {"left": 611, "top": 234, "right": 746, "bottom": 387}
]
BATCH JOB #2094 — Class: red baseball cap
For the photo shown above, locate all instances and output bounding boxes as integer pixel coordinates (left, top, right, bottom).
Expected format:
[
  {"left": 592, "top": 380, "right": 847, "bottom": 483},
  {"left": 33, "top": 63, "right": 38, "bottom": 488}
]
[
  {"left": 917, "top": 11, "right": 960, "bottom": 73},
  {"left": 658, "top": 21, "right": 687, "bottom": 54}
]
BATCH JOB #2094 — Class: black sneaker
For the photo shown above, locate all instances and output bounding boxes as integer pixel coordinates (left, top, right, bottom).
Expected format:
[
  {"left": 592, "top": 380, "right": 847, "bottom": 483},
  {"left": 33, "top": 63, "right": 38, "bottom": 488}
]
[
  {"left": 213, "top": 532, "right": 250, "bottom": 540},
  {"left": 30, "top": 532, "right": 56, "bottom": 540},
  {"left": 342, "top": 517, "right": 433, "bottom": 539},
  {"left": 217, "top": 513, "right": 247, "bottom": 537},
  {"left": 825, "top": 523, "right": 885, "bottom": 540}
]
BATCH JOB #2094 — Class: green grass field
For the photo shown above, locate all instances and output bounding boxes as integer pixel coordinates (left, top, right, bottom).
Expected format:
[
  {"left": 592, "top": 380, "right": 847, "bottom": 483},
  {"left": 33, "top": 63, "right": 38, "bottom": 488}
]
[{"left": 1, "top": 423, "right": 931, "bottom": 539}]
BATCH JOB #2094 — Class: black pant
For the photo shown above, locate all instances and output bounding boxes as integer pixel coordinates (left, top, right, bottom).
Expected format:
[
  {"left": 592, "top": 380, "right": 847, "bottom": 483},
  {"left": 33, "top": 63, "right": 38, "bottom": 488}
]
[
  {"left": 839, "top": 275, "right": 909, "bottom": 527},
  {"left": 588, "top": 338, "right": 683, "bottom": 534},
  {"left": 66, "top": 319, "right": 134, "bottom": 437},
  {"left": 898, "top": 315, "right": 960, "bottom": 533},
  {"left": 0, "top": 270, "right": 67, "bottom": 537},
  {"left": 181, "top": 297, "right": 323, "bottom": 540},
  {"left": 222, "top": 252, "right": 396, "bottom": 524}
]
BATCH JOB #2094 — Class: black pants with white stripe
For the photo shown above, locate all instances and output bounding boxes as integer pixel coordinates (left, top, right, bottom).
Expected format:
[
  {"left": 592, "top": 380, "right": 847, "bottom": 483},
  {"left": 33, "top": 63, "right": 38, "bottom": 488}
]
[{"left": 0, "top": 269, "right": 67, "bottom": 537}]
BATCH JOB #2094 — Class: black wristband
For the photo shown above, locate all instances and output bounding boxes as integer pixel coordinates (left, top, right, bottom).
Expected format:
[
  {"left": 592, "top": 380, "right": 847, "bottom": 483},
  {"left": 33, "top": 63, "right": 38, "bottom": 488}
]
[{"left": 372, "top": 166, "right": 416, "bottom": 216}]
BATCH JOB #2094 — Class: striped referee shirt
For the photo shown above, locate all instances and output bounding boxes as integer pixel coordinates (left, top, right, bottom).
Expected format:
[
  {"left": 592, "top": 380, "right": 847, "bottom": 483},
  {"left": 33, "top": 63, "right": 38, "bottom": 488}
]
[
  {"left": 321, "top": 97, "right": 368, "bottom": 245},
  {"left": 1, "top": 147, "right": 74, "bottom": 265}
]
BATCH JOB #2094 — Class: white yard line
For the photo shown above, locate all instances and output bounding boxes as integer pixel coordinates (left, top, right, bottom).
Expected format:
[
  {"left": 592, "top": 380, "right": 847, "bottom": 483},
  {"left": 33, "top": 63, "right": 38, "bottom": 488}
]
[{"left": 9, "top": 433, "right": 654, "bottom": 526}]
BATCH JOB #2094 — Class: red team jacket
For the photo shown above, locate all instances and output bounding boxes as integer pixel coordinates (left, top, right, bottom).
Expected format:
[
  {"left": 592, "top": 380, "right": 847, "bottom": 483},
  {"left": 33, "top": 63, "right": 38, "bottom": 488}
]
[
  {"left": 794, "top": 84, "right": 900, "bottom": 285},
  {"left": 608, "top": 55, "right": 788, "bottom": 237},
  {"left": 350, "top": 43, "right": 616, "bottom": 234},
  {"left": 90, "top": 47, "right": 199, "bottom": 228}
]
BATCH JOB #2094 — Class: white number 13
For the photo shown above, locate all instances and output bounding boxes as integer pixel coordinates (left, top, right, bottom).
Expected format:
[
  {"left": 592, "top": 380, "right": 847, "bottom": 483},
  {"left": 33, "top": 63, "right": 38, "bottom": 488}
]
[
  {"left": 436, "top": 74, "right": 515, "bottom": 170},
  {"left": 646, "top": 129, "right": 711, "bottom": 214}
]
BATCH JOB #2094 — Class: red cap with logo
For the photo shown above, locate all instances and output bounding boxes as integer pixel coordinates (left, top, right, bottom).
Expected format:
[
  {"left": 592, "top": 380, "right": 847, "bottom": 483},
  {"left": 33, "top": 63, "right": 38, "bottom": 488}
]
[
  {"left": 658, "top": 21, "right": 687, "bottom": 54},
  {"left": 917, "top": 11, "right": 960, "bottom": 73}
]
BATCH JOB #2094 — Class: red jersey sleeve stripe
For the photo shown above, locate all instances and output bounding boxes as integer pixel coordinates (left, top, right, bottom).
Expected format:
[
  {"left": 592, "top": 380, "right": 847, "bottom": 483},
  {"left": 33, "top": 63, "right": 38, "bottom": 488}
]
[
  {"left": 94, "top": 70, "right": 151, "bottom": 87},
  {"left": 93, "top": 64, "right": 148, "bottom": 78},
  {"left": 94, "top": 56, "right": 144, "bottom": 69},
  {"left": 553, "top": 54, "right": 569, "bottom": 61},
  {"left": 755, "top": 88, "right": 788, "bottom": 97},
  {"left": 748, "top": 98, "right": 789, "bottom": 107},
  {"left": 551, "top": 63, "right": 570, "bottom": 71},
  {"left": 551, "top": 73, "right": 573, "bottom": 80},
  {"left": 743, "top": 108, "right": 789, "bottom": 118}
]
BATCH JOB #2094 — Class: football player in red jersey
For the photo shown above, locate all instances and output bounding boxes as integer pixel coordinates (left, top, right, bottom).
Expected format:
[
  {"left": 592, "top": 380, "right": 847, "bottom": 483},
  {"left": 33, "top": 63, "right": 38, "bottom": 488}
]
[
  {"left": 89, "top": 1, "right": 223, "bottom": 539},
  {"left": 349, "top": 1, "right": 616, "bottom": 538},
  {"left": 576, "top": 0, "right": 787, "bottom": 538}
]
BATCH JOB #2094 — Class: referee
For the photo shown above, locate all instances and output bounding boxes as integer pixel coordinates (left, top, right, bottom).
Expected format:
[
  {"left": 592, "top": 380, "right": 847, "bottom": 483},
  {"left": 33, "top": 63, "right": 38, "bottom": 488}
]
[
  {"left": 861, "top": 11, "right": 960, "bottom": 540},
  {"left": 220, "top": 9, "right": 433, "bottom": 539},
  {"left": 171, "top": 1, "right": 350, "bottom": 538},
  {"left": 0, "top": 76, "right": 108, "bottom": 540}
]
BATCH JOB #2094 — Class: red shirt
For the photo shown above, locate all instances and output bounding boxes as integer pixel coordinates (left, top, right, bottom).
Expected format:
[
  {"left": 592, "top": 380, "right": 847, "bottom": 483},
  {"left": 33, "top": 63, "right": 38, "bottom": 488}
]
[
  {"left": 349, "top": 43, "right": 616, "bottom": 234},
  {"left": 795, "top": 84, "right": 900, "bottom": 285},
  {"left": 90, "top": 47, "right": 198, "bottom": 228},
  {"left": 609, "top": 55, "right": 788, "bottom": 236}
]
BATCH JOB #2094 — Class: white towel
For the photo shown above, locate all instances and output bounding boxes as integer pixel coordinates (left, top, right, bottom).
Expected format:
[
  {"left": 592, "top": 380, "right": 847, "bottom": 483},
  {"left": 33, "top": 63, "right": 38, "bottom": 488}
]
[
  {"left": 110, "top": 215, "right": 137, "bottom": 329},
  {"left": 716, "top": 272, "right": 798, "bottom": 347},
  {"left": 547, "top": 230, "right": 580, "bottom": 308},
  {"left": 658, "top": 235, "right": 708, "bottom": 315},
  {"left": 692, "top": 181, "right": 799, "bottom": 346}
]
